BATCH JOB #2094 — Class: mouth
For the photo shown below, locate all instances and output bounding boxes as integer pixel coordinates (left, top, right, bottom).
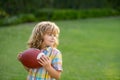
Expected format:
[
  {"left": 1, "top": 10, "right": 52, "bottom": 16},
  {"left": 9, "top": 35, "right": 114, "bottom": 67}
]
[
  {"left": 50, "top": 41, "right": 54, "bottom": 43},
  {"left": 49, "top": 40, "right": 55, "bottom": 43}
]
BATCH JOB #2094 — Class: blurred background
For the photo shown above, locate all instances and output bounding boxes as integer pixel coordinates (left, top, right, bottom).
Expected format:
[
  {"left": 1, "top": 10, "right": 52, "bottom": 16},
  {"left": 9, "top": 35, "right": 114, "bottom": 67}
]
[
  {"left": 0, "top": 0, "right": 120, "bottom": 80},
  {"left": 0, "top": 0, "right": 120, "bottom": 25}
]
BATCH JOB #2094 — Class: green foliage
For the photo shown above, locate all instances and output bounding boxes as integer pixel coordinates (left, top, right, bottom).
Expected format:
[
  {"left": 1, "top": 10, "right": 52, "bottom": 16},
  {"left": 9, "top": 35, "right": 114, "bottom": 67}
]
[
  {"left": 34, "top": 9, "right": 53, "bottom": 21},
  {"left": 18, "top": 14, "right": 36, "bottom": 22},
  {"left": 1, "top": 0, "right": 120, "bottom": 16},
  {"left": 0, "top": 14, "right": 36, "bottom": 26},
  {"left": 0, "top": 8, "right": 120, "bottom": 26},
  {"left": 1, "top": 16, "right": 21, "bottom": 26},
  {"left": 0, "top": 9, "right": 9, "bottom": 18},
  {"left": 34, "top": 8, "right": 120, "bottom": 20},
  {"left": 78, "top": 8, "right": 120, "bottom": 18},
  {"left": 52, "top": 10, "right": 78, "bottom": 20}
]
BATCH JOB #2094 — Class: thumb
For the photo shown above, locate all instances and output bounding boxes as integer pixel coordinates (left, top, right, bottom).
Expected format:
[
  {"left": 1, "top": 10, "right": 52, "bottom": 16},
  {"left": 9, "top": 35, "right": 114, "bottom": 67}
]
[{"left": 17, "top": 52, "right": 22, "bottom": 61}]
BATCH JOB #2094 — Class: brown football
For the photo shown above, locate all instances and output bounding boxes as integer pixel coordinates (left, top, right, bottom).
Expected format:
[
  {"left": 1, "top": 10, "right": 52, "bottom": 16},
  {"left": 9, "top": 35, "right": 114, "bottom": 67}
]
[{"left": 18, "top": 48, "right": 44, "bottom": 68}]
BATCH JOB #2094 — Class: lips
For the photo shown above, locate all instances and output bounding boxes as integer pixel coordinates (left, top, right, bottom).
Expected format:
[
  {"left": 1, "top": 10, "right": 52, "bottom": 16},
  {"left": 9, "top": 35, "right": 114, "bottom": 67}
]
[{"left": 50, "top": 41, "right": 54, "bottom": 43}]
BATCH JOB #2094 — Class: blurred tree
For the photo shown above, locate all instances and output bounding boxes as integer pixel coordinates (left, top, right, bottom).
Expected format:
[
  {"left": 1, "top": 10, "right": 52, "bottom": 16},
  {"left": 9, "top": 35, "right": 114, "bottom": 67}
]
[
  {"left": 0, "top": 0, "right": 120, "bottom": 15},
  {"left": 107, "top": 0, "right": 120, "bottom": 10},
  {"left": 0, "top": 0, "right": 43, "bottom": 15}
]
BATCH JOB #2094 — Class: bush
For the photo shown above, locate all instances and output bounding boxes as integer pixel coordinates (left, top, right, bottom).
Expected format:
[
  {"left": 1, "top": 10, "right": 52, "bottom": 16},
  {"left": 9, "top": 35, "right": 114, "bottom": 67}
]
[
  {"left": 0, "top": 8, "right": 120, "bottom": 26},
  {"left": 78, "top": 8, "right": 120, "bottom": 19},
  {"left": 0, "top": 16, "right": 21, "bottom": 26},
  {"left": 18, "top": 14, "right": 36, "bottom": 22},
  {"left": 34, "top": 8, "right": 120, "bottom": 20},
  {"left": 0, "top": 9, "right": 9, "bottom": 18},
  {"left": 52, "top": 10, "right": 78, "bottom": 20},
  {"left": 34, "top": 9, "right": 53, "bottom": 21},
  {"left": 0, "top": 13, "right": 36, "bottom": 26}
]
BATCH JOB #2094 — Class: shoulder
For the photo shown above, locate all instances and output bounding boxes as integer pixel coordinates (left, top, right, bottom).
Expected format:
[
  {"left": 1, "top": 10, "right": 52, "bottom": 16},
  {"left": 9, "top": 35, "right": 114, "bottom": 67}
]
[
  {"left": 52, "top": 48, "right": 62, "bottom": 59},
  {"left": 52, "top": 48, "right": 61, "bottom": 55}
]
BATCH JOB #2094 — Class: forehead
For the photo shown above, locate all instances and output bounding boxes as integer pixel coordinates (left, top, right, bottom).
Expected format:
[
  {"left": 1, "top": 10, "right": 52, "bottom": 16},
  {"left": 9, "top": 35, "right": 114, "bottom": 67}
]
[
  {"left": 44, "top": 26, "right": 59, "bottom": 34},
  {"left": 45, "top": 30, "right": 58, "bottom": 35}
]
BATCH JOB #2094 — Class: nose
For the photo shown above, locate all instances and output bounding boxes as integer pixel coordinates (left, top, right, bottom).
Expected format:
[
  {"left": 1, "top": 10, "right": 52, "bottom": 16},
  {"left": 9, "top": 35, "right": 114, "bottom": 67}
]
[{"left": 51, "top": 35, "right": 55, "bottom": 39}]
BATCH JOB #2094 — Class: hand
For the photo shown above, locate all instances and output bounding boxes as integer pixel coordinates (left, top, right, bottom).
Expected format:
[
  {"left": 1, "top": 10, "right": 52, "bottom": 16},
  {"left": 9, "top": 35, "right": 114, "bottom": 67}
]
[
  {"left": 17, "top": 52, "right": 22, "bottom": 61},
  {"left": 38, "top": 55, "right": 51, "bottom": 69}
]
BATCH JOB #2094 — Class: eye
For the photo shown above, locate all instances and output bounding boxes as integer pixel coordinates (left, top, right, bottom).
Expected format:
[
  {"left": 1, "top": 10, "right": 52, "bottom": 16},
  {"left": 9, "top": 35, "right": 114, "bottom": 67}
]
[
  {"left": 47, "top": 33, "right": 57, "bottom": 37},
  {"left": 47, "top": 33, "right": 52, "bottom": 36},
  {"left": 54, "top": 34, "right": 57, "bottom": 37},
  {"left": 49, "top": 33, "right": 52, "bottom": 36}
]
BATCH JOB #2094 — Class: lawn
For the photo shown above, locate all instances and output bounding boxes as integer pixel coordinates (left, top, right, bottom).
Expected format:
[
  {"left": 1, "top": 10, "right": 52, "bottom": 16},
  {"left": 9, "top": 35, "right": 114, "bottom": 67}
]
[{"left": 0, "top": 17, "right": 120, "bottom": 80}]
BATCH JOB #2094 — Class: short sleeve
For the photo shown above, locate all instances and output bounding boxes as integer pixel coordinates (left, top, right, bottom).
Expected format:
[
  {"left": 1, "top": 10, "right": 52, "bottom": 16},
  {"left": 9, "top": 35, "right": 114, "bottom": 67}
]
[{"left": 52, "top": 50, "right": 63, "bottom": 71}]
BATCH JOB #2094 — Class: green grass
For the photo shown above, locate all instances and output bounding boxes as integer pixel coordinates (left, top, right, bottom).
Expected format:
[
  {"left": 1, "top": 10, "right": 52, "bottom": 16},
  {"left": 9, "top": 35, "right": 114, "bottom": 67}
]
[{"left": 0, "top": 17, "right": 120, "bottom": 80}]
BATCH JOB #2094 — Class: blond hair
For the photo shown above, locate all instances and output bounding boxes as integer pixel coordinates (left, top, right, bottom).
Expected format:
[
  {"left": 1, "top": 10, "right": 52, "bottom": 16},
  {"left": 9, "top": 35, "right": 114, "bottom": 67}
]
[{"left": 27, "top": 21, "right": 60, "bottom": 49}]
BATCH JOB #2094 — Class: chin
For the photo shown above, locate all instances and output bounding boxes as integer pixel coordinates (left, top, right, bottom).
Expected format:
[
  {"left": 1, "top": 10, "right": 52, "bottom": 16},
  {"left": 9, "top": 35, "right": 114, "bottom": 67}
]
[{"left": 46, "top": 45, "right": 53, "bottom": 47}]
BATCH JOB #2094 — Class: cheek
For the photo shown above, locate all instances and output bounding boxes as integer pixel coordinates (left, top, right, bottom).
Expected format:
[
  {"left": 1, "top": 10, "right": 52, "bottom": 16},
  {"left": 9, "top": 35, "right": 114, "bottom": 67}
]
[
  {"left": 43, "top": 36, "right": 48, "bottom": 41},
  {"left": 43, "top": 39, "right": 48, "bottom": 43},
  {"left": 43, "top": 37, "right": 50, "bottom": 44}
]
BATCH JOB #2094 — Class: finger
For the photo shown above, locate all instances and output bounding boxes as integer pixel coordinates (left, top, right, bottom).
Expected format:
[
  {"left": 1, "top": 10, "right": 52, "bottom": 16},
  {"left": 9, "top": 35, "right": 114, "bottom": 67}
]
[
  {"left": 46, "top": 56, "right": 50, "bottom": 60},
  {"left": 40, "top": 56, "right": 46, "bottom": 62},
  {"left": 17, "top": 52, "right": 22, "bottom": 59},
  {"left": 17, "top": 54, "right": 21, "bottom": 61},
  {"left": 38, "top": 59, "right": 44, "bottom": 65},
  {"left": 38, "top": 57, "right": 44, "bottom": 63},
  {"left": 41, "top": 55, "right": 48, "bottom": 62},
  {"left": 38, "top": 61, "right": 43, "bottom": 66}
]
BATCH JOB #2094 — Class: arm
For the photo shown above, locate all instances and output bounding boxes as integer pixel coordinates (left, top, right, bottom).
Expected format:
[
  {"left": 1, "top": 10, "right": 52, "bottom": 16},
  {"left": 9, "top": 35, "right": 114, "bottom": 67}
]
[
  {"left": 38, "top": 56, "right": 61, "bottom": 80},
  {"left": 23, "top": 66, "right": 30, "bottom": 72},
  {"left": 46, "top": 65, "right": 61, "bottom": 80}
]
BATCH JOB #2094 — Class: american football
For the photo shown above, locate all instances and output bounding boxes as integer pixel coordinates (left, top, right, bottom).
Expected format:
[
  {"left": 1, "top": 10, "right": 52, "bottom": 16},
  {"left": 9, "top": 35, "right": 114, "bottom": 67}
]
[{"left": 18, "top": 48, "right": 44, "bottom": 68}]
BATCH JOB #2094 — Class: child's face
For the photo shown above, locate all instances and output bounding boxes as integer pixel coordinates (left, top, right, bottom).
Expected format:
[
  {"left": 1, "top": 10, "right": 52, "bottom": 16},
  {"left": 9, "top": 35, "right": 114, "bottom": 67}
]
[{"left": 43, "top": 32, "right": 57, "bottom": 47}]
